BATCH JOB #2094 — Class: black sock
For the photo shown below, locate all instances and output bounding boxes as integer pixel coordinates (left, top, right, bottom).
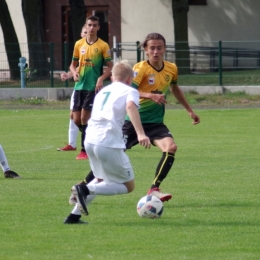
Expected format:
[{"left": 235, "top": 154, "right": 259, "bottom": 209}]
[
  {"left": 78, "top": 125, "right": 83, "bottom": 132},
  {"left": 84, "top": 170, "right": 95, "bottom": 184},
  {"left": 81, "top": 124, "right": 88, "bottom": 150},
  {"left": 151, "top": 152, "right": 175, "bottom": 189}
]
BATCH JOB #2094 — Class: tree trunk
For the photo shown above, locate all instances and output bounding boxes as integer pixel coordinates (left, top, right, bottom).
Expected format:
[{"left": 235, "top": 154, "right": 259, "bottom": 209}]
[
  {"left": 0, "top": 0, "right": 22, "bottom": 79},
  {"left": 172, "top": 0, "right": 191, "bottom": 74},
  {"left": 69, "top": 0, "right": 86, "bottom": 43},
  {"left": 22, "top": 0, "right": 49, "bottom": 78}
]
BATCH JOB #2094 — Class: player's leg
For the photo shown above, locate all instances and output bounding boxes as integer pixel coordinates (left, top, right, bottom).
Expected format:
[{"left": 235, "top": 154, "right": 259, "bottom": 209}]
[
  {"left": 64, "top": 204, "right": 88, "bottom": 224},
  {"left": 148, "top": 136, "right": 176, "bottom": 201},
  {"left": 68, "top": 175, "right": 96, "bottom": 205},
  {"left": 72, "top": 145, "right": 135, "bottom": 215},
  {"left": 140, "top": 123, "right": 176, "bottom": 201},
  {"left": 86, "top": 144, "right": 135, "bottom": 195},
  {"left": 75, "top": 108, "right": 91, "bottom": 160},
  {"left": 0, "top": 144, "right": 20, "bottom": 178},
  {"left": 68, "top": 110, "right": 79, "bottom": 149},
  {"left": 57, "top": 91, "right": 78, "bottom": 151},
  {"left": 64, "top": 192, "right": 96, "bottom": 224},
  {"left": 75, "top": 90, "right": 95, "bottom": 160},
  {"left": 68, "top": 90, "right": 79, "bottom": 149}
]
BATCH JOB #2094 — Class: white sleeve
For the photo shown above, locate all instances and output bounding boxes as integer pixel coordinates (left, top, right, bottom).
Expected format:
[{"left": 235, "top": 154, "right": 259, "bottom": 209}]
[{"left": 126, "top": 89, "right": 140, "bottom": 108}]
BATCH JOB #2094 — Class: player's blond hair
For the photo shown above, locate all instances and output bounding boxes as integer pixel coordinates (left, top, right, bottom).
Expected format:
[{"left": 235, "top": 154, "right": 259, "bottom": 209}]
[{"left": 112, "top": 60, "right": 133, "bottom": 81}]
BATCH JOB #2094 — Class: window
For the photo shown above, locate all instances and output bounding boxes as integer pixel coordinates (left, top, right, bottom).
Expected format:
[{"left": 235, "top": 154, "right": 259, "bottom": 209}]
[{"left": 188, "top": 0, "right": 207, "bottom": 5}]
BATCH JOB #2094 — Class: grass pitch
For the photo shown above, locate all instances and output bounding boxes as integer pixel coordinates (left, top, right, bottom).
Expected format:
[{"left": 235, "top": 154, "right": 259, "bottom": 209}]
[{"left": 0, "top": 108, "right": 259, "bottom": 260}]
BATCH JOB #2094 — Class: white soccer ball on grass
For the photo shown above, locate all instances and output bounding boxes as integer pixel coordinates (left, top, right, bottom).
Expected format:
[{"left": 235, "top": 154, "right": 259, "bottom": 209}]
[{"left": 137, "top": 195, "right": 164, "bottom": 218}]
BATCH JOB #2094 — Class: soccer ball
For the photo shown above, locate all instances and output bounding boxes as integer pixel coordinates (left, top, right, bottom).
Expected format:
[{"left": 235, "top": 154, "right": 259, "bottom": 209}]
[{"left": 137, "top": 195, "right": 164, "bottom": 218}]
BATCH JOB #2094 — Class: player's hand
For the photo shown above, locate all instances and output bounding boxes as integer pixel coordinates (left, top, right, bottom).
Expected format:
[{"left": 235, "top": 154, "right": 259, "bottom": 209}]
[
  {"left": 189, "top": 112, "right": 200, "bottom": 125},
  {"left": 137, "top": 134, "right": 151, "bottom": 149},
  {"left": 73, "top": 72, "right": 80, "bottom": 82},
  {"left": 95, "top": 78, "right": 104, "bottom": 93},
  {"left": 150, "top": 94, "right": 167, "bottom": 105},
  {"left": 60, "top": 72, "right": 68, "bottom": 81}
]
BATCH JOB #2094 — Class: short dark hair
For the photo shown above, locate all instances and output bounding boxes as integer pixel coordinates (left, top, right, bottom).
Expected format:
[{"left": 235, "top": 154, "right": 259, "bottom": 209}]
[
  {"left": 141, "top": 33, "right": 166, "bottom": 48},
  {"left": 86, "top": 15, "right": 100, "bottom": 24}
]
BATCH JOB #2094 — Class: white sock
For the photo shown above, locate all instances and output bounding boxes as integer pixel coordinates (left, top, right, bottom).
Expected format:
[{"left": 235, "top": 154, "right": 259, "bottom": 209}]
[
  {"left": 85, "top": 178, "right": 98, "bottom": 205},
  {"left": 71, "top": 204, "right": 81, "bottom": 215},
  {"left": 87, "top": 181, "right": 128, "bottom": 195},
  {"left": 71, "top": 195, "right": 96, "bottom": 215},
  {"left": 68, "top": 119, "right": 78, "bottom": 148},
  {"left": 71, "top": 178, "right": 98, "bottom": 214},
  {"left": 0, "top": 145, "right": 10, "bottom": 172}
]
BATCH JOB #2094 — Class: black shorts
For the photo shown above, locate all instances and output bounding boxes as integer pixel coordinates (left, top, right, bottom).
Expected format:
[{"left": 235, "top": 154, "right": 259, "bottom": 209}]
[
  {"left": 73, "top": 90, "right": 95, "bottom": 111},
  {"left": 122, "top": 121, "right": 173, "bottom": 149}
]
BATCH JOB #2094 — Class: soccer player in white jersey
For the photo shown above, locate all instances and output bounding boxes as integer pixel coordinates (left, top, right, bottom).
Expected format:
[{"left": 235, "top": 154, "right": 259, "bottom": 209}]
[
  {"left": 64, "top": 60, "right": 151, "bottom": 224},
  {"left": 0, "top": 144, "right": 20, "bottom": 178}
]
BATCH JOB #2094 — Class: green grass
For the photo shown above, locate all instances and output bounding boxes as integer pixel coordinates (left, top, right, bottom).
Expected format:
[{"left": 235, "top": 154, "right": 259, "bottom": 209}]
[
  {"left": 0, "top": 108, "right": 260, "bottom": 260},
  {"left": 178, "top": 69, "right": 260, "bottom": 86}
]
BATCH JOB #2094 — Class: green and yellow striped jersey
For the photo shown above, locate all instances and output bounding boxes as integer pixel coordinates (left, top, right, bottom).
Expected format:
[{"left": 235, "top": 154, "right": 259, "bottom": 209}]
[
  {"left": 72, "top": 38, "right": 111, "bottom": 91},
  {"left": 126, "top": 60, "right": 178, "bottom": 123}
]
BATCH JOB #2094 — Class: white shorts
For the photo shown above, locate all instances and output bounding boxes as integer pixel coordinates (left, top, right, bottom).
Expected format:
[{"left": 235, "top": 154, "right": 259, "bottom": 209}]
[
  {"left": 70, "top": 90, "right": 75, "bottom": 110},
  {"left": 85, "top": 143, "right": 134, "bottom": 185}
]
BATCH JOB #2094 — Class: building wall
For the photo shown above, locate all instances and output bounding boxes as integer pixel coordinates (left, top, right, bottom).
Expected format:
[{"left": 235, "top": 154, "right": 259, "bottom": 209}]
[
  {"left": 1, "top": 0, "right": 260, "bottom": 45},
  {"left": 121, "top": 0, "right": 260, "bottom": 43},
  {"left": 1, "top": 0, "right": 260, "bottom": 70}
]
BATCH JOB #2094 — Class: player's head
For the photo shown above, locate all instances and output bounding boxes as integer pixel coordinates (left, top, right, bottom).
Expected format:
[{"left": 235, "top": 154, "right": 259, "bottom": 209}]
[
  {"left": 111, "top": 60, "right": 133, "bottom": 85},
  {"left": 141, "top": 33, "right": 166, "bottom": 63},
  {"left": 86, "top": 15, "right": 100, "bottom": 25},
  {"left": 85, "top": 16, "right": 100, "bottom": 35},
  {"left": 81, "top": 24, "right": 88, "bottom": 38},
  {"left": 142, "top": 33, "right": 166, "bottom": 48}
]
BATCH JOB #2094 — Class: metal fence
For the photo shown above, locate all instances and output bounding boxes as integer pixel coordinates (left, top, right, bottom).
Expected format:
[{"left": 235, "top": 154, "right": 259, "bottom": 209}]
[{"left": 1, "top": 41, "right": 260, "bottom": 88}]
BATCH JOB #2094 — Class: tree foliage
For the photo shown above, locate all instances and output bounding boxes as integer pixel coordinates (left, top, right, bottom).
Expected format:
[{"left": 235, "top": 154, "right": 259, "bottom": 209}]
[
  {"left": 0, "top": 0, "right": 22, "bottom": 79},
  {"left": 22, "top": 0, "right": 49, "bottom": 78},
  {"left": 172, "top": 0, "right": 191, "bottom": 74}
]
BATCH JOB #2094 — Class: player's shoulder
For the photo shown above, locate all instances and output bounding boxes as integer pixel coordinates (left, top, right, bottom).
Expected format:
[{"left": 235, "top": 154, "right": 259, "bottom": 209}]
[
  {"left": 76, "top": 38, "right": 86, "bottom": 45},
  {"left": 133, "top": 61, "right": 149, "bottom": 72},
  {"left": 97, "top": 38, "right": 110, "bottom": 47},
  {"left": 164, "top": 60, "right": 177, "bottom": 70}
]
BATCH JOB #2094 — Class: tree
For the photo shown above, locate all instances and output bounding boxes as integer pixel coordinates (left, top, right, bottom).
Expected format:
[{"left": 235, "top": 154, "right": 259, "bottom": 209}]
[
  {"left": 22, "top": 0, "right": 49, "bottom": 78},
  {"left": 172, "top": 0, "right": 190, "bottom": 74},
  {"left": 69, "top": 0, "right": 86, "bottom": 43},
  {"left": 0, "top": 0, "right": 22, "bottom": 79}
]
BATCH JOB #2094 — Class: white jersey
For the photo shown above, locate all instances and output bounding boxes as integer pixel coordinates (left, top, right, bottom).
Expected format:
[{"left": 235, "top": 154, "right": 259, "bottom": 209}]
[{"left": 85, "top": 81, "right": 140, "bottom": 148}]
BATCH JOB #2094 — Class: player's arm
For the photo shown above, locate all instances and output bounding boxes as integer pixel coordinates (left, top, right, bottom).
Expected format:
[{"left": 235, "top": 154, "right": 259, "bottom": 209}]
[
  {"left": 69, "top": 60, "right": 80, "bottom": 82},
  {"left": 60, "top": 71, "right": 73, "bottom": 81},
  {"left": 126, "top": 101, "right": 151, "bottom": 149},
  {"left": 170, "top": 84, "right": 200, "bottom": 125},
  {"left": 95, "top": 60, "right": 113, "bottom": 93},
  {"left": 139, "top": 91, "right": 167, "bottom": 105}
]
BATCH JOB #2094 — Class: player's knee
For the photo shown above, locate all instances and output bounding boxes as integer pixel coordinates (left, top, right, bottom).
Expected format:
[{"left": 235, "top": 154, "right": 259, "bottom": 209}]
[
  {"left": 69, "top": 111, "right": 73, "bottom": 119},
  {"left": 169, "top": 143, "right": 177, "bottom": 154},
  {"left": 127, "top": 186, "right": 135, "bottom": 193},
  {"left": 126, "top": 181, "right": 135, "bottom": 193}
]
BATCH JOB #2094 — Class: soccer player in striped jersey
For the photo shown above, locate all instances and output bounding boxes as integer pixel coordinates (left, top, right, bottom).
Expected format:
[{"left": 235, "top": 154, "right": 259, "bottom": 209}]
[
  {"left": 70, "top": 16, "right": 113, "bottom": 160},
  {"left": 122, "top": 33, "right": 200, "bottom": 201}
]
